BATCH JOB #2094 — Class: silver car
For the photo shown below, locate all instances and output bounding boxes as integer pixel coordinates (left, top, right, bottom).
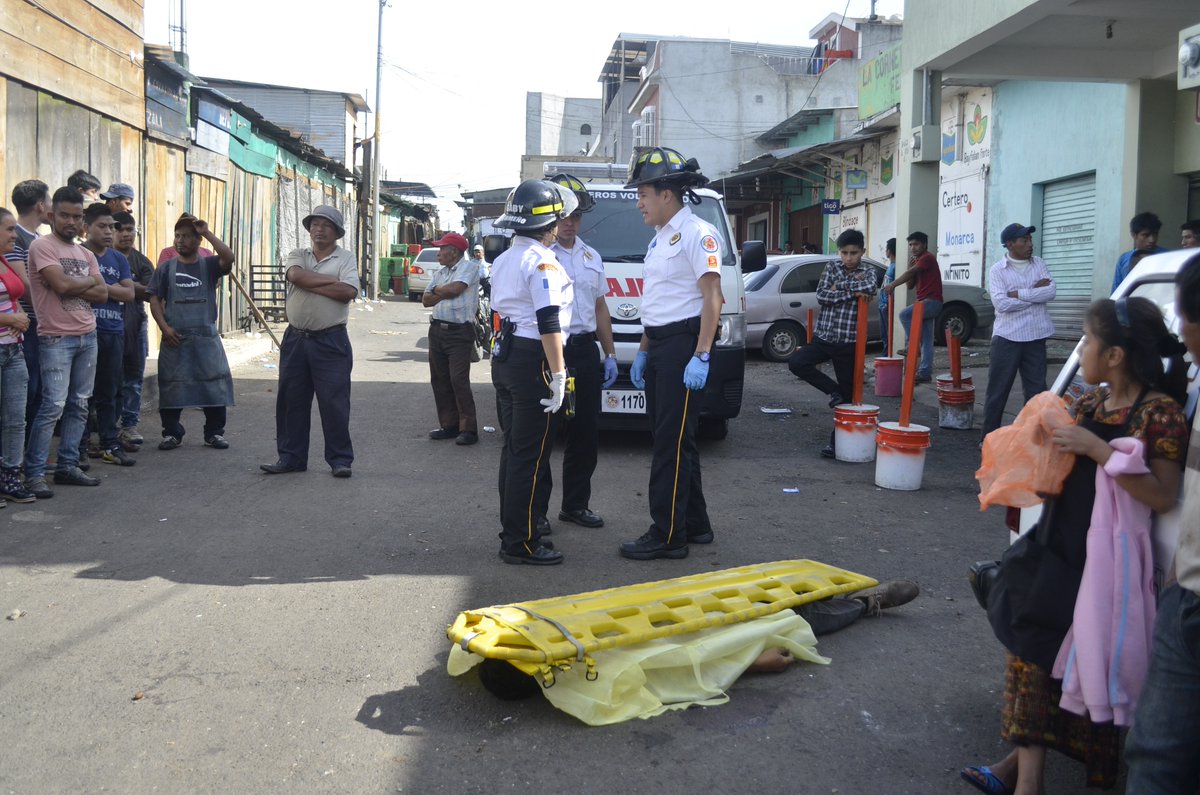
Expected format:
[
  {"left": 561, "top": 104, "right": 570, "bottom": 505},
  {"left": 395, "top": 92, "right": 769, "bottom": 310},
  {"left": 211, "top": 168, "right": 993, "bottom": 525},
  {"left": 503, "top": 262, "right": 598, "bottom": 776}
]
[
  {"left": 406, "top": 248, "right": 439, "bottom": 301},
  {"left": 744, "top": 254, "right": 995, "bottom": 362}
]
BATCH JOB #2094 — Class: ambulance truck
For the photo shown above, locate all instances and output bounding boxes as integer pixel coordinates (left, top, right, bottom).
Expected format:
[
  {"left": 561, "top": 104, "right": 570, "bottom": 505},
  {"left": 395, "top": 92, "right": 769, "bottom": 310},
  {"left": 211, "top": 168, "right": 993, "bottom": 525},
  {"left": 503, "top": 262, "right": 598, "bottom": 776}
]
[{"left": 543, "top": 162, "right": 765, "bottom": 439}]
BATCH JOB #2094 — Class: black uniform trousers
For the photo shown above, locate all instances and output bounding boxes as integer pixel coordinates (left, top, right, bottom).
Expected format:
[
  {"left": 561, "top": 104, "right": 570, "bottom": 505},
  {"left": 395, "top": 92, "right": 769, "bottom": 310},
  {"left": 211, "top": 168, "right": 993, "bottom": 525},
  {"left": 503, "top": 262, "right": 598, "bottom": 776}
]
[
  {"left": 274, "top": 324, "right": 354, "bottom": 468},
  {"left": 645, "top": 327, "right": 710, "bottom": 546},
  {"left": 553, "top": 333, "right": 603, "bottom": 513},
  {"left": 493, "top": 337, "right": 555, "bottom": 554}
]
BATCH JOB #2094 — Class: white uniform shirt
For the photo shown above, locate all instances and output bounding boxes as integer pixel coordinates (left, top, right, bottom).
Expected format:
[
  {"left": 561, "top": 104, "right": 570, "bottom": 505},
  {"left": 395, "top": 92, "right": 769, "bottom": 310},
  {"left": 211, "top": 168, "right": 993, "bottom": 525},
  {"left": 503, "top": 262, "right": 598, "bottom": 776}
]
[
  {"left": 640, "top": 205, "right": 722, "bottom": 327},
  {"left": 550, "top": 238, "right": 605, "bottom": 336},
  {"left": 490, "top": 236, "right": 573, "bottom": 341}
]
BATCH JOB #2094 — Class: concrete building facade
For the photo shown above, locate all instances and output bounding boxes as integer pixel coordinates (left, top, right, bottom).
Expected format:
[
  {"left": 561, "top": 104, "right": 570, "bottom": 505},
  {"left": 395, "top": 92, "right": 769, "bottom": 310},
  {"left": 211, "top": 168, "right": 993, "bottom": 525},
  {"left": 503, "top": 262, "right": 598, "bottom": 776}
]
[{"left": 893, "top": 0, "right": 1200, "bottom": 341}]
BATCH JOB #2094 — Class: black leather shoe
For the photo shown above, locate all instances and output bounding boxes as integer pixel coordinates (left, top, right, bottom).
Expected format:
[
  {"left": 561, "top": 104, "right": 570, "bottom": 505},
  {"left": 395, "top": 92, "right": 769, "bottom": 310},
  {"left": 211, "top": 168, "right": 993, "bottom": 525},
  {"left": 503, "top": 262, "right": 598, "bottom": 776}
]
[
  {"left": 499, "top": 544, "right": 564, "bottom": 565},
  {"left": 687, "top": 528, "right": 715, "bottom": 544},
  {"left": 53, "top": 466, "right": 99, "bottom": 487},
  {"left": 537, "top": 516, "right": 552, "bottom": 536},
  {"left": 619, "top": 531, "right": 688, "bottom": 560},
  {"left": 260, "top": 461, "right": 306, "bottom": 474},
  {"left": 331, "top": 465, "right": 352, "bottom": 478},
  {"left": 455, "top": 431, "right": 478, "bottom": 446},
  {"left": 820, "top": 445, "right": 836, "bottom": 459},
  {"left": 429, "top": 427, "right": 457, "bottom": 440},
  {"left": 827, "top": 392, "right": 844, "bottom": 409},
  {"left": 558, "top": 508, "right": 604, "bottom": 528}
]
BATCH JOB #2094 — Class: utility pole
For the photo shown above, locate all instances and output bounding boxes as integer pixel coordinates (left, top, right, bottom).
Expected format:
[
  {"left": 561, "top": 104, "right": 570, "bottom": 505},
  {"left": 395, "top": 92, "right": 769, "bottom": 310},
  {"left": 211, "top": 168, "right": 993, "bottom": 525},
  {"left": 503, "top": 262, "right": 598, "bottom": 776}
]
[{"left": 369, "top": 0, "right": 387, "bottom": 300}]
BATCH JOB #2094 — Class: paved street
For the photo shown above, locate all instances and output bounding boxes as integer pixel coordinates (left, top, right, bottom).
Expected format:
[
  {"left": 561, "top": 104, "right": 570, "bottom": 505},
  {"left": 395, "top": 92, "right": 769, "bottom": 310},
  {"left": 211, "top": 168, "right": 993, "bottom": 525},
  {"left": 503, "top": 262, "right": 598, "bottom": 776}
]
[{"left": 0, "top": 299, "right": 1096, "bottom": 794}]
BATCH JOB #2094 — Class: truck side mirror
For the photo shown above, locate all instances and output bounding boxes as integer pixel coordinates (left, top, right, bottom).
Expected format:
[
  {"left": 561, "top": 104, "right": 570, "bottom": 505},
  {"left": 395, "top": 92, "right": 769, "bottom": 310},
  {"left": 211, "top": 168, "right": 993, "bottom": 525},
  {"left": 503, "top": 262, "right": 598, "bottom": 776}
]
[
  {"left": 741, "top": 240, "right": 766, "bottom": 273},
  {"left": 483, "top": 234, "right": 510, "bottom": 264}
]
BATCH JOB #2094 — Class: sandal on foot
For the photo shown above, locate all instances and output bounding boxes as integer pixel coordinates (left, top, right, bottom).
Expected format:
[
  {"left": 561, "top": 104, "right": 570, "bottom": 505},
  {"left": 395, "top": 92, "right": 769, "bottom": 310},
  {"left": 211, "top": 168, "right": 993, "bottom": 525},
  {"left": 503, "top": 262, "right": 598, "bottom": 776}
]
[{"left": 960, "top": 766, "right": 1013, "bottom": 795}]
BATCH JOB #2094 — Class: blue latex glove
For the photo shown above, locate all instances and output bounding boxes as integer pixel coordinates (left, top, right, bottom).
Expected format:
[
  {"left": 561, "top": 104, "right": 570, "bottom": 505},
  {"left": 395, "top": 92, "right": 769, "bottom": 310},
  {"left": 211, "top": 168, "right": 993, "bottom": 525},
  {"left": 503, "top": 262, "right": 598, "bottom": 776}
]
[
  {"left": 602, "top": 356, "right": 618, "bottom": 388},
  {"left": 630, "top": 351, "right": 648, "bottom": 390},
  {"left": 683, "top": 356, "right": 709, "bottom": 390}
]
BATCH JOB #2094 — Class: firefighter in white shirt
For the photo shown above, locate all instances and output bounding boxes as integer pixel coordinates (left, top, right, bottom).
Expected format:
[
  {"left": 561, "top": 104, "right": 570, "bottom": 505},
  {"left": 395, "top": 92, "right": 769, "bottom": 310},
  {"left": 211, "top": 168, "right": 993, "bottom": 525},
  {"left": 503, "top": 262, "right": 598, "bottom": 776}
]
[
  {"left": 545, "top": 173, "right": 618, "bottom": 530},
  {"left": 489, "top": 179, "right": 577, "bottom": 565},
  {"left": 622, "top": 147, "right": 722, "bottom": 560}
]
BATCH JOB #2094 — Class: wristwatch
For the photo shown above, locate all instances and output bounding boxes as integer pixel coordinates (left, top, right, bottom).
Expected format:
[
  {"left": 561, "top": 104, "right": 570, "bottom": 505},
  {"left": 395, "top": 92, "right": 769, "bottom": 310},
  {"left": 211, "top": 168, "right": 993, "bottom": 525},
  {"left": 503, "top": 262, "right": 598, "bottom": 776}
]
[
  {"left": 606, "top": 353, "right": 617, "bottom": 359},
  {"left": 694, "top": 351, "right": 710, "bottom": 362}
]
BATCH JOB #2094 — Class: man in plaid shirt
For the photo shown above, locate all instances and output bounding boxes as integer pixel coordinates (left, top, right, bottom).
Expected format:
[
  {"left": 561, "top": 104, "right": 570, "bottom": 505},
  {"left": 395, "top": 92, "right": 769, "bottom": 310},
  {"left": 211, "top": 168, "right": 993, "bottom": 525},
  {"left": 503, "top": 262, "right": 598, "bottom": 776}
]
[{"left": 787, "top": 228, "right": 877, "bottom": 458}]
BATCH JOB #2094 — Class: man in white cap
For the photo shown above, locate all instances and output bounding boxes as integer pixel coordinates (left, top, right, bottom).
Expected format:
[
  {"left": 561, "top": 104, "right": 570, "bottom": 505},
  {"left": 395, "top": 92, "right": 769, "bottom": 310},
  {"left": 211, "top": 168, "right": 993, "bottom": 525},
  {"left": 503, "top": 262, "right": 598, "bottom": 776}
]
[{"left": 261, "top": 205, "right": 360, "bottom": 477}]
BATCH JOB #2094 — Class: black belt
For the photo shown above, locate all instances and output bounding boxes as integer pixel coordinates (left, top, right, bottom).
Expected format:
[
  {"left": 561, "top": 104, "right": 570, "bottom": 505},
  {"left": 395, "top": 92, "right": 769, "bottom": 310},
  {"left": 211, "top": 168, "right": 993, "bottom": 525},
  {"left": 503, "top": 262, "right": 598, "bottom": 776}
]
[
  {"left": 430, "top": 319, "right": 471, "bottom": 329},
  {"left": 643, "top": 316, "right": 701, "bottom": 340},
  {"left": 567, "top": 331, "right": 597, "bottom": 345},
  {"left": 292, "top": 323, "right": 346, "bottom": 338}
]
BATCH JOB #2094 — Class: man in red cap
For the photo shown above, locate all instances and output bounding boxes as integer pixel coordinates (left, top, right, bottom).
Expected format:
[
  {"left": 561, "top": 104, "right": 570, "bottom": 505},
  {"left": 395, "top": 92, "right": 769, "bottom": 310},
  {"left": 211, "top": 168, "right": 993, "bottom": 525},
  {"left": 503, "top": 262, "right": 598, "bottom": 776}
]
[{"left": 423, "top": 232, "right": 481, "bottom": 445}]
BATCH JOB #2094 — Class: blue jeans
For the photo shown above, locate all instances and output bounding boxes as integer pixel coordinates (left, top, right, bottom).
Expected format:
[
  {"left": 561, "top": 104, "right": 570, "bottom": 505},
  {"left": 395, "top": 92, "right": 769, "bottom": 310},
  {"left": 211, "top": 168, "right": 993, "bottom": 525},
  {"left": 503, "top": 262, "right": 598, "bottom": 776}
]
[
  {"left": 87, "top": 331, "right": 125, "bottom": 450},
  {"left": 0, "top": 343, "right": 29, "bottom": 467},
  {"left": 25, "top": 332, "right": 97, "bottom": 478},
  {"left": 878, "top": 303, "right": 889, "bottom": 354},
  {"left": 120, "top": 320, "right": 148, "bottom": 428},
  {"left": 1125, "top": 583, "right": 1200, "bottom": 793},
  {"left": 899, "top": 299, "right": 943, "bottom": 378}
]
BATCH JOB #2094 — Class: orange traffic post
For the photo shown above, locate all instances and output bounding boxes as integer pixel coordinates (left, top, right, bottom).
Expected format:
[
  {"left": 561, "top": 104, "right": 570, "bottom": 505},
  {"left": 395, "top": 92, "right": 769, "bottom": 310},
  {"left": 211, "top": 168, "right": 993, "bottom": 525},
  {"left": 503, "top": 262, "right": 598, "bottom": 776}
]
[
  {"left": 806, "top": 308, "right": 814, "bottom": 344},
  {"left": 899, "top": 301, "right": 924, "bottom": 427},
  {"left": 949, "top": 329, "right": 962, "bottom": 388},
  {"left": 852, "top": 295, "right": 868, "bottom": 405},
  {"left": 887, "top": 299, "right": 895, "bottom": 358}
]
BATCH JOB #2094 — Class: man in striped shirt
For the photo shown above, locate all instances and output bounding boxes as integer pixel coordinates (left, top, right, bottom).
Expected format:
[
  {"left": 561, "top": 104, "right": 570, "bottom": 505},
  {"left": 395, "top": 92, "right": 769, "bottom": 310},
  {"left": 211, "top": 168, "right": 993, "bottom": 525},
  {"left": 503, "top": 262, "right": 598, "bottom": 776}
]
[{"left": 979, "top": 223, "right": 1056, "bottom": 442}]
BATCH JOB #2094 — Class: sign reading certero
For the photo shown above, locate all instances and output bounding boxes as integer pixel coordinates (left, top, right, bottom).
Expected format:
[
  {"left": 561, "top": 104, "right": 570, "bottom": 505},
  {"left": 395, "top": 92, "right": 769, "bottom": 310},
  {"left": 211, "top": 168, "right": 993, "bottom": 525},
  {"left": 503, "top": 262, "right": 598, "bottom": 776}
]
[{"left": 858, "top": 44, "right": 902, "bottom": 119}]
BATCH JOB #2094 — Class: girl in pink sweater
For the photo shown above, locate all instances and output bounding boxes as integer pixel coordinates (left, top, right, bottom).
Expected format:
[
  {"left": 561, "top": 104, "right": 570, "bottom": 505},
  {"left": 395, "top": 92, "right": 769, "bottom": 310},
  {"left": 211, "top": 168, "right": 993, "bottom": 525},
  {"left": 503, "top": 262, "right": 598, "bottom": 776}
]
[{"left": 963, "top": 297, "right": 1188, "bottom": 795}]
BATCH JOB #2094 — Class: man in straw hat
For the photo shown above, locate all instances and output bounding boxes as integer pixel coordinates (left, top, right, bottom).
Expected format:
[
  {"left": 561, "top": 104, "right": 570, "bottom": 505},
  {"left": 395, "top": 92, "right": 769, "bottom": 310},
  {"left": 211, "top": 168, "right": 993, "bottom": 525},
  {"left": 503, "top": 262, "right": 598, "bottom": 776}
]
[{"left": 260, "top": 206, "right": 360, "bottom": 477}]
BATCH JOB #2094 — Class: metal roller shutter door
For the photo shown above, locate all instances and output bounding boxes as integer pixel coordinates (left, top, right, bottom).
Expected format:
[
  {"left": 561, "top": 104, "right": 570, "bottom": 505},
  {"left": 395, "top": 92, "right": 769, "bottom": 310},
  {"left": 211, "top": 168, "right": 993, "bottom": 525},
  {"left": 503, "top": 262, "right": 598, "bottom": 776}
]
[{"left": 1040, "top": 173, "right": 1096, "bottom": 339}]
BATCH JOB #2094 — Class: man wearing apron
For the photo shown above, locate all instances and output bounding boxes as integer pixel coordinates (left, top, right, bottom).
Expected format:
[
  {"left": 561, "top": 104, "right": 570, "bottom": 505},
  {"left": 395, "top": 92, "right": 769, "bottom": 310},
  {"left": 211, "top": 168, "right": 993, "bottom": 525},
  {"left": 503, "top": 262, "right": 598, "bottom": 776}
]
[{"left": 148, "top": 214, "right": 235, "bottom": 450}]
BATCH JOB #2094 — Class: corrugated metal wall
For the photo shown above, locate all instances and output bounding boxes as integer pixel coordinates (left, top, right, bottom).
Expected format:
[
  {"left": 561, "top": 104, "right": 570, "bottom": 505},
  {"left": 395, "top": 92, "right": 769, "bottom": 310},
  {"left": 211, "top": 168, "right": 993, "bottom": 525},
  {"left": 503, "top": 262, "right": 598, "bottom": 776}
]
[{"left": 204, "top": 83, "right": 348, "bottom": 164}]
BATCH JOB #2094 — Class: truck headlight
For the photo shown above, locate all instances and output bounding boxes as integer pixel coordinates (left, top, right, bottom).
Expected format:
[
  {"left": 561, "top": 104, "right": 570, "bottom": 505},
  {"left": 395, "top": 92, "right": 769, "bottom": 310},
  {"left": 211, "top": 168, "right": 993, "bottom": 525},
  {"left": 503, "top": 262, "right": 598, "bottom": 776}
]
[{"left": 716, "top": 314, "right": 745, "bottom": 348}]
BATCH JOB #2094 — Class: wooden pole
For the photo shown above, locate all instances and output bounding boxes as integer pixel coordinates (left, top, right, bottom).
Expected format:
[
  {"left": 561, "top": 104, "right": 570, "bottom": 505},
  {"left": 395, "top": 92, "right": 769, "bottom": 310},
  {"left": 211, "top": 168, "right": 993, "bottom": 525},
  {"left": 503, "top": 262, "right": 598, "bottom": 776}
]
[
  {"left": 899, "top": 301, "right": 924, "bottom": 427},
  {"left": 228, "top": 270, "right": 282, "bottom": 350},
  {"left": 806, "top": 308, "right": 814, "bottom": 344},
  {"left": 853, "top": 294, "right": 867, "bottom": 405}
]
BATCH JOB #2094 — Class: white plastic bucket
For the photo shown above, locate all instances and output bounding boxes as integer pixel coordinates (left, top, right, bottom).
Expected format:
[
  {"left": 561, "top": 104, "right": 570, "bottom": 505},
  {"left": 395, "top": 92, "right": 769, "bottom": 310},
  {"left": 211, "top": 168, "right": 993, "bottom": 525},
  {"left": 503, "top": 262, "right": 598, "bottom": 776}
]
[
  {"left": 874, "top": 421, "right": 931, "bottom": 490},
  {"left": 834, "top": 404, "right": 879, "bottom": 462}
]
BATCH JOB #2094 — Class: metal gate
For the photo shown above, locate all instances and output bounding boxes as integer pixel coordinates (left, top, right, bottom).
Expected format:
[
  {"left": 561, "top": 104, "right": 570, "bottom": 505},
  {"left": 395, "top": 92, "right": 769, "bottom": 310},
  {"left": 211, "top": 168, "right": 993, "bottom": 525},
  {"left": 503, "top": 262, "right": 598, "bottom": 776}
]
[{"left": 1040, "top": 173, "right": 1097, "bottom": 339}]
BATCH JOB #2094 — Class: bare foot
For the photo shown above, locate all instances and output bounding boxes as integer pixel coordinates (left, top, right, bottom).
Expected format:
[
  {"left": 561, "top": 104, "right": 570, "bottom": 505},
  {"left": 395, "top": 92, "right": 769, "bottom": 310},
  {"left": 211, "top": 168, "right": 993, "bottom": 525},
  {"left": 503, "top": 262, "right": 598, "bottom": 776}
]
[{"left": 748, "top": 647, "right": 794, "bottom": 673}]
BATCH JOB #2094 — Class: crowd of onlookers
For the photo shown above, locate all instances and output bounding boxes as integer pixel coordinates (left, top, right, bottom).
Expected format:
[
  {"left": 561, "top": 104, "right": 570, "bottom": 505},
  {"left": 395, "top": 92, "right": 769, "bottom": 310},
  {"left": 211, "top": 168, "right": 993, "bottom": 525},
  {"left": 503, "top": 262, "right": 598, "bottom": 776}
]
[{"left": 0, "top": 170, "right": 204, "bottom": 502}]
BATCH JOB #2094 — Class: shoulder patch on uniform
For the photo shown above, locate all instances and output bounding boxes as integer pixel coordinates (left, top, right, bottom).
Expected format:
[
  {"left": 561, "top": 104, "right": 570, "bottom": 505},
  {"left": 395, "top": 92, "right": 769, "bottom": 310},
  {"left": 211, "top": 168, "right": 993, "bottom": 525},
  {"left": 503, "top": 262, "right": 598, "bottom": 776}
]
[
  {"left": 701, "top": 235, "right": 719, "bottom": 253},
  {"left": 536, "top": 262, "right": 558, "bottom": 272},
  {"left": 706, "top": 255, "right": 719, "bottom": 269},
  {"left": 669, "top": 232, "right": 681, "bottom": 246}
]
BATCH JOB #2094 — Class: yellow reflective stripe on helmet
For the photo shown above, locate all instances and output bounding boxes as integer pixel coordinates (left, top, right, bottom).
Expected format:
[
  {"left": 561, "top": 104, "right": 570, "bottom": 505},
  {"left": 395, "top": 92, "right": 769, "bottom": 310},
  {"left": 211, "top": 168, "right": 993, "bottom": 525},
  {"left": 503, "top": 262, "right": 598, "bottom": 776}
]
[{"left": 530, "top": 200, "right": 564, "bottom": 215}]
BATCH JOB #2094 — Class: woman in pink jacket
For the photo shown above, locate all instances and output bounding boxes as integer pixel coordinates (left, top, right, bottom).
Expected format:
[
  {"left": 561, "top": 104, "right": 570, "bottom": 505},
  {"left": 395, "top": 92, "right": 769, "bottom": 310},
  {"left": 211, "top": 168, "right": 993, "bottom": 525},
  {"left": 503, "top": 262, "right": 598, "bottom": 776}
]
[{"left": 963, "top": 297, "right": 1188, "bottom": 794}]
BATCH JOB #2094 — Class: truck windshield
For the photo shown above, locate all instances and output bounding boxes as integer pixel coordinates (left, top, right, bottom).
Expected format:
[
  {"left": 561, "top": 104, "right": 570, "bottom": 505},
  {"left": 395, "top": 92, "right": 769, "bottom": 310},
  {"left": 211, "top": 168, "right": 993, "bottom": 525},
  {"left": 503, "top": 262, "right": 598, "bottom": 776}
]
[{"left": 577, "top": 189, "right": 733, "bottom": 264}]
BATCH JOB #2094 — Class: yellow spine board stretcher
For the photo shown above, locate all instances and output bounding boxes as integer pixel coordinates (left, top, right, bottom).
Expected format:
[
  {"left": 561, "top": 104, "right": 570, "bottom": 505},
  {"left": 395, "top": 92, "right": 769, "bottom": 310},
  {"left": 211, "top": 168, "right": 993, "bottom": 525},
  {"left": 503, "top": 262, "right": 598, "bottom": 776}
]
[{"left": 447, "top": 559, "right": 876, "bottom": 684}]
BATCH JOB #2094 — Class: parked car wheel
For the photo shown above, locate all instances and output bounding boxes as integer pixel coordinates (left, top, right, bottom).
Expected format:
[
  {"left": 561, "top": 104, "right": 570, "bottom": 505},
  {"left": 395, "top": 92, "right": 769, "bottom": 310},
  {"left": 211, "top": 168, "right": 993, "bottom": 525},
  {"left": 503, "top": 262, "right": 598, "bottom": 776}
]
[
  {"left": 408, "top": 291, "right": 422, "bottom": 302},
  {"left": 761, "top": 321, "right": 803, "bottom": 362},
  {"left": 937, "top": 303, "right": 976, "bottom": 345}
]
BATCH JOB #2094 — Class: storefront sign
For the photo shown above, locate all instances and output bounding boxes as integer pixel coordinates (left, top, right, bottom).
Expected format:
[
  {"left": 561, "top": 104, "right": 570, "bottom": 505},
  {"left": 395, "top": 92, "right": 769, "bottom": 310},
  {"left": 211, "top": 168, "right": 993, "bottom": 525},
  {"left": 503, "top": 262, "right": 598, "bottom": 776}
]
[
  {"left": 822, "top": 199, "right": 841, "bottom": 215},
  {"left": 858, "top": 44, "right": 902, "bottom": 119}
]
